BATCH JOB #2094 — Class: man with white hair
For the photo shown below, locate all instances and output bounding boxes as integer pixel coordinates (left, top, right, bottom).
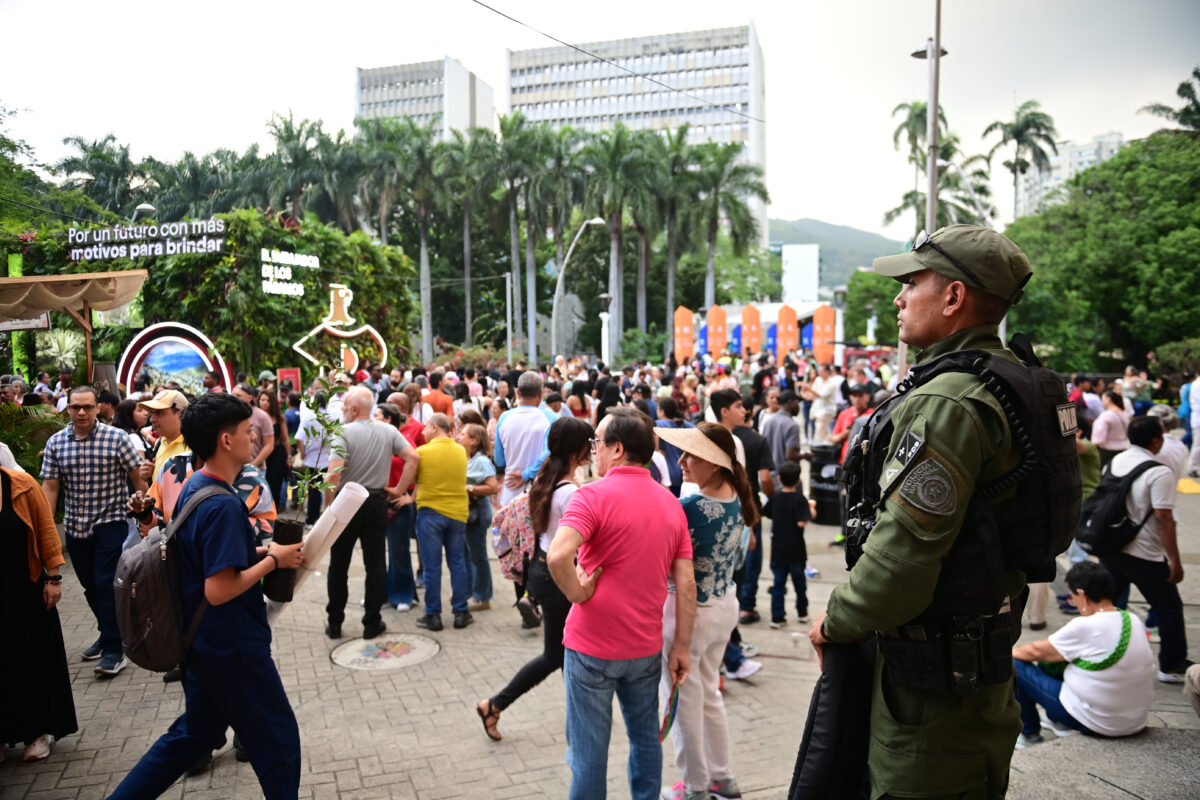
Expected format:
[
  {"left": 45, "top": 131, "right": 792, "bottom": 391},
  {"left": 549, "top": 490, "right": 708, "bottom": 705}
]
[{"left": 323, "top": 386, "right": 419, "bottom": 639}]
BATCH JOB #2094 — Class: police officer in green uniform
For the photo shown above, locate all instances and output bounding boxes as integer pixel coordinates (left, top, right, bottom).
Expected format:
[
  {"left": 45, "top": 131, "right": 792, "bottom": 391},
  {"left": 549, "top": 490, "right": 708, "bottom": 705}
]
[{"left": 808, "top": 225, "right": 1075, "bottom": 799}]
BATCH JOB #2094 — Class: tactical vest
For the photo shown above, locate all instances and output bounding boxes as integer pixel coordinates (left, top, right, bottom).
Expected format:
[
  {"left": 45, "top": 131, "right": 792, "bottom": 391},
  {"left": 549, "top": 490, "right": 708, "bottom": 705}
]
[{"left": 841, "top": 333, "right": 1082, "bottom": 694}]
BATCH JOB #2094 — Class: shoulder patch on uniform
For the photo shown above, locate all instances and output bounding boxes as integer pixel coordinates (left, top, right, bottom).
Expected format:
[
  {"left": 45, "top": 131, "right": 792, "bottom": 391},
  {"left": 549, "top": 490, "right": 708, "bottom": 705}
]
[
  {"left": 899, "top": 458, "right": 958, "bottom": 516},
  {"left": 880, "top": 429, "right": 925, "bottom": 496},
  {"left": 1056, "top": 403, "right": 1079, "bottom": 438}
]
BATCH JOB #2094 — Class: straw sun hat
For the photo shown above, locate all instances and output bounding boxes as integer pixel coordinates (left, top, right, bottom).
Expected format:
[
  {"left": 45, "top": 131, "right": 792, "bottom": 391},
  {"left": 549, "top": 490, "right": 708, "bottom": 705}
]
[{"left": 655, "top": 425, "right": 733, "bottom": 472}]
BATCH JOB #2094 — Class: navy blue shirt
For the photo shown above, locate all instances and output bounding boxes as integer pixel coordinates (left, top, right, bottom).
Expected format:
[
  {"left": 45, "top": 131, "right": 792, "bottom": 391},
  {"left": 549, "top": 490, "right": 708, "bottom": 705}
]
[{"left": 176, "top": 470, "right": 272, "bottom": 657}]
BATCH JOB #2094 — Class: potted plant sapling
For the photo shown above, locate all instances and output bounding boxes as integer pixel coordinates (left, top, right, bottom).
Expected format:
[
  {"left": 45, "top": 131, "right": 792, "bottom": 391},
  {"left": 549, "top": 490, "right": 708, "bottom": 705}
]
[{"left": 262, "top": 372, "right": 347, "bottom": 602}]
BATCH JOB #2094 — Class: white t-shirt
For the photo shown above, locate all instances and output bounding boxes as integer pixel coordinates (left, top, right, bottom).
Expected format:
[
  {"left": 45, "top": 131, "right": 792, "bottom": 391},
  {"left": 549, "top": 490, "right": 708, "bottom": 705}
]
[
  {"left": 1110, "top": 446, "right": 1175, "bottom": 562},
  {"left": 810, "top": 376, "right": 840, "bottom": 418},
  {"left": 1048, "top": 610, "right": 1156, "bottom": 737},
  {"left": 540, "top": 482, "right": 578, "bottom": 554},
  {"left": 1156, "top": 436, "right": 1188, "bottom": 480}
]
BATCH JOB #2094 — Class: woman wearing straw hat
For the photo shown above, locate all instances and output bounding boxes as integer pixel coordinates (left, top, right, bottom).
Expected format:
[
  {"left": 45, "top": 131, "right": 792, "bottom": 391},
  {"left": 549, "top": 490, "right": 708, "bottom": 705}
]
[{"left": 655, "top": 422, "right": 760, "bottom": 800}]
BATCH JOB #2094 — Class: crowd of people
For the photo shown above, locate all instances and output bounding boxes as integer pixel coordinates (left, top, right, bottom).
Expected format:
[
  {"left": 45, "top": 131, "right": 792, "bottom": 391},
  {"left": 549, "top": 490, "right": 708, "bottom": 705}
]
[{"left": 0, "top": 321, "right": 1198, "bottom": 797}]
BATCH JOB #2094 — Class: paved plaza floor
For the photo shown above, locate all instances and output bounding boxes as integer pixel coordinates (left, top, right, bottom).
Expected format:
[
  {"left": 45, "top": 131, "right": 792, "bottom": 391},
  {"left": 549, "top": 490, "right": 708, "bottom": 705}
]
[{"left": 3, "top": 476, "right": 1199, "bottom": 799}]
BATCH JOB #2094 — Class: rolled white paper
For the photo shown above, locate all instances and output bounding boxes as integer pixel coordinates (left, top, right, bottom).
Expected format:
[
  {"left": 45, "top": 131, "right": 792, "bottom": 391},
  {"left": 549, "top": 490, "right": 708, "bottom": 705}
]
[{"left": 267, "top": 482, "right": 369, "bottom": 625}]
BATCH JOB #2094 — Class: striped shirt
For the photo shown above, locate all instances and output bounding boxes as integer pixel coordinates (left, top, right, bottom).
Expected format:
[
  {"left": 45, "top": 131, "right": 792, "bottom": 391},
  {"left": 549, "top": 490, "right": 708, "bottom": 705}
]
[{"left": 40, "top": 421, "right": 144, "bottom": 538}]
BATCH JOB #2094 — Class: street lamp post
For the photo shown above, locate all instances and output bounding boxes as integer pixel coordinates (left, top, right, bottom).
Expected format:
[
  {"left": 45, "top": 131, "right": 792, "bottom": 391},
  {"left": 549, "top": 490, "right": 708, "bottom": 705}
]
[
  {"left": 551, "top": 217, "right": 604, "bottom": 361},
  {"left": 131, "top": 202, "right": 156, "bottom": 223},
  {"left": 598, "top": 293, "right": 613, "bottom": 367},
  {"left": 505, "top": 273, "right": 513, "bottom": 367},
  {"left": 901, "top": 1, "right": 946, "bottom": 377}
]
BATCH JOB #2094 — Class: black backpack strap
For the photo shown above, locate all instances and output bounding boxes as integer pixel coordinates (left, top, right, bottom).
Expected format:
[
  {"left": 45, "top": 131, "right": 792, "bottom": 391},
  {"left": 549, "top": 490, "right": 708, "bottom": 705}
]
[
  {"left": 1121, "top": 460, "right": 1170, "bottom": 532},
  {"left": 164, "top": 483, "right": 236, "bottom": 658}
]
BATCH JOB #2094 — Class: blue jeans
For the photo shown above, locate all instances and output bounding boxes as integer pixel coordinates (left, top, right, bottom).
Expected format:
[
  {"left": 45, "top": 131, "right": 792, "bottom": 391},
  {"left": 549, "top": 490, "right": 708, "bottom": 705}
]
[
  {"left": 1013, "top": 660, "right": 1091, "bottom": 737},
  {"left": 564, "top": 648, "right": 662, "bottom": 800},
  {"left": 109, "top": 649, "right": 300, "bottom": 800},
  {"left": 415, "top": 507, "right": 468, "bottom": 615},
  {"left": 770, "top": 560, "right": 808, "bottom": 619},
  {"left": 65, "top": 520, "right": 127, "bottom": 658},
  {"left": 735, "top": 523, "right": 762, "bottom": 612},
  {"left": 385, "top": 504, "right": 416, "bottom": 607},
  {"left": 464, "top": 503, "right": 494, "bottom": 602}
]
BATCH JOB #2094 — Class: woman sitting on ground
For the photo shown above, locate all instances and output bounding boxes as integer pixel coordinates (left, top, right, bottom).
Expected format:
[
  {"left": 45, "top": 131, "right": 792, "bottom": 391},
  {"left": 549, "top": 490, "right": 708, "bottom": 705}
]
[{"left": 1012, "top": 560, "right": 1156, "bottom": 748}]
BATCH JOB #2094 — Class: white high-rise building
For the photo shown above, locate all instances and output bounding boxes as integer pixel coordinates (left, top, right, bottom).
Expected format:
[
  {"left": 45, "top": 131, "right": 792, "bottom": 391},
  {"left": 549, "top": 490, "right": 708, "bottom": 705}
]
[
  {"left": 1015, "top": 132, "right": 1125, "bottom": 218},
  {"left": 507, "top": 24, "right": 767, "bottom": 244},
  {"left": 355, "top": 57, "right": 494, "bottom": 136}
]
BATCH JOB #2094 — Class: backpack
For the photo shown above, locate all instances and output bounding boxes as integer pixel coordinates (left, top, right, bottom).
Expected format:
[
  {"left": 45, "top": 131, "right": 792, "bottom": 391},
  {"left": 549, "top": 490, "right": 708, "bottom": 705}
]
[
  {"left": 113, "top": 484, "right": 234, "bottom": 672},
  {"left": 492, "top": 482, "right": 570, "bottom": 582},
  {"left": 1076, "top": 460, "right": 1167, "bottom": 557}
]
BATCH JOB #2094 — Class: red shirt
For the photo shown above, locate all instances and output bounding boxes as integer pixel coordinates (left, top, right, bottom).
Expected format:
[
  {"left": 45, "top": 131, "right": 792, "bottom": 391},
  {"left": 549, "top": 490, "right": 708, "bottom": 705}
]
[
  {"left": 425, "top": 390, "right": 453, "bottom": 417},
  {"left": 833, "top": 406, "right": 874, "bottom": 463}
]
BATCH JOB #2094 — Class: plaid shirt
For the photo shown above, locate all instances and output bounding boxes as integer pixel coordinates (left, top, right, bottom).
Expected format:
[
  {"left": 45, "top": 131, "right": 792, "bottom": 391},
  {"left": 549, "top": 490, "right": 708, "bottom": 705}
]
[{"left": 41, "top": 421, "right": 144, "bottom": 538}]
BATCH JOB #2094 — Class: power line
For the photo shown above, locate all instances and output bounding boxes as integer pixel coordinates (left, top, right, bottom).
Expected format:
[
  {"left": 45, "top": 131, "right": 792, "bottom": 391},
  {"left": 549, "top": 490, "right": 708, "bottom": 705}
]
[
  {"left": 467, "top": 0, "right": 766, "bottom": 125},
  {"left": 0, "top": 195, "right": 101, "bottom": 225}
]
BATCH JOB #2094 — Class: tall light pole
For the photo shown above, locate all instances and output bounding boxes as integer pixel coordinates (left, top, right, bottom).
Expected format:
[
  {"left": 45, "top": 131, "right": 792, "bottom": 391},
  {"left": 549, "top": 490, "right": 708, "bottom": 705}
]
[
  {"left": 551, "top": 217, "right": 604, "bottom": 361},
  {"left": 131, "top": 202, "right": 156, "bottom": 223},
  {"left": 900, "top": 1, "right": 946, "bottom": 376}
]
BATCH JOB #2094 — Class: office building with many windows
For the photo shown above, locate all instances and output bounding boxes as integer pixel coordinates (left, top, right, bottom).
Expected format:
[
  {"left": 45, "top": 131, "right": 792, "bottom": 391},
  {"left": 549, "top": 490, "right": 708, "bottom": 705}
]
[
  {"left": 507, "top": 24, "right": 767, "bottom": 242},
  {"left": 355, "top": 57, "right": 494, "bottom": 135},
  {"left": 1015, "top": 132, "right": 1125, "bottom": 218}
]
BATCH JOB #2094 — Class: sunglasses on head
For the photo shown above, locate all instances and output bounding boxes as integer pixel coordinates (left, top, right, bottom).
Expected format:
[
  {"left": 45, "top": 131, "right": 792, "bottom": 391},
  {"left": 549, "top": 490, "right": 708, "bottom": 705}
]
[{"left": 912, "top": 230, "right": 987, "bottom": 290}]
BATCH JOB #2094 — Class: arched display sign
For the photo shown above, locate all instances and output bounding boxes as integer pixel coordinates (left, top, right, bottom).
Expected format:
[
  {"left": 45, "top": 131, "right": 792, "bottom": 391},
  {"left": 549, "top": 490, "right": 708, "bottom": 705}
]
[{"left": 117, "top": 322, "right": 232, "bottom": 396}]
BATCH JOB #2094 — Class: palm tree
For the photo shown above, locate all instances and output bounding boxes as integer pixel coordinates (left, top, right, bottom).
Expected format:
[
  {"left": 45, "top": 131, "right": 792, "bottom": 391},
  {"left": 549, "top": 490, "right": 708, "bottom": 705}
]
[
  {"left": 142, "top": 152, "right": 217, "bottom": 221},
  {"left": 581, "top": 122, "right": 649, "bottom": 359},
  {"left": 267, "top": 111, "right": 323, "bottom": 219},
  {"left": 435, "top": 126, "right": 499, "bottom": 346},
  {"left": 628, "top": 129, "right": 667, "bottom": 334},
  {"left": 521, "top": 125, "right": 550, "bottom": 363},
  {"left": 209, "top": 145, "right": 273, "bottom": 213},
  {"left": 1139, "top": 65, "right": 1200, "bottom": 132},
  {"left": 313, "top": 129, "right": 365, "bottom": 234},
  {"left": 883, "top": 135, "right": 995, "bottom": 235},
  {"left": 394, "top": 117, "right": 440, "bottom": 363},
  {"left": 983, "top": 100, "right": 1059, "bottom": 220},
  {"left": 657, "top": 124, "right": 700, "bottom": 356},
  {"left": 497, "top": 112, "right": 536, "bottom": 352},
  {"left": 356, "top": 116, "right": 405, "bottom": 245},
  {"left": 892, "top": 101, "right": 948, "bottom": 187},
  {"left": 57, "top": 133, "right": 146, "bottom": 216},
  {"left": 694, "top": 142, "right": 769, "bottom": 309}
]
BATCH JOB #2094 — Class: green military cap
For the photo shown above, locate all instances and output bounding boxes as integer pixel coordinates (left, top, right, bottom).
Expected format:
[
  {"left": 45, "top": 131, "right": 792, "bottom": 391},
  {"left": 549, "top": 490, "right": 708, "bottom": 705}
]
[{"left": 874, "top": 224, "right": 1033, "bottom": 305}]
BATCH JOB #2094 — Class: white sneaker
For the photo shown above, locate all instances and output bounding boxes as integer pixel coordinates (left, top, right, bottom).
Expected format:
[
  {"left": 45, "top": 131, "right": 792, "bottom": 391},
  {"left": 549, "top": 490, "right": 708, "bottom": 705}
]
[
  {"left": 729, "top": 660, "right": 762, "bottom": 680},
  {"left": 393, "top": 602, "right": 412, "bottom": 612},
  {"left": 23, "top": 735, "right": 51, "bottom": 762},
  {"left": 1014, "top": 733, "right": 1044, "bottom": 750},
  {"left": 741, "top": 643, "right": 760, "bottom": 657},
  {"left": 1038, "top": 713, "right": 1077, "bottom": 738}
]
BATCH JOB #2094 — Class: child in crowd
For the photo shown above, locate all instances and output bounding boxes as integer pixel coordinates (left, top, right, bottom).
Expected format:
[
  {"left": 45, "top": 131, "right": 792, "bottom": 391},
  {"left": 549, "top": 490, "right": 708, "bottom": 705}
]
[{"left": 764, "top": 460, "right": 811, "bottom": 627}]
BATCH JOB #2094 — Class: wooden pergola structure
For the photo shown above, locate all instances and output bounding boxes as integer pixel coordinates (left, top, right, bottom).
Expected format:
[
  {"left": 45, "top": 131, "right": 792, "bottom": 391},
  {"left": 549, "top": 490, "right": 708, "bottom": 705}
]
[{"left": 0, "top": 270, "right": 148, "bottom": 380}]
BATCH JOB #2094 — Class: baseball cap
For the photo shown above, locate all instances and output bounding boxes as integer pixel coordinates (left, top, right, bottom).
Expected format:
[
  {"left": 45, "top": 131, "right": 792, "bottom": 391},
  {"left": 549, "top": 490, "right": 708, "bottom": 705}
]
[
  {"left": 333, "top": 372, "right": 352, "bottom": 384},
  {"left": 258, "top": 370, "right": 277, "bottom": 382},
  {"left": 139, "top": 389, "right": 189, "bottom": 412},
  {"left": 873, "top": 225, "right": 1032, "bottom": 305},
  {"left": 847, "top": 384, "right": 870, "bottom": 395}
]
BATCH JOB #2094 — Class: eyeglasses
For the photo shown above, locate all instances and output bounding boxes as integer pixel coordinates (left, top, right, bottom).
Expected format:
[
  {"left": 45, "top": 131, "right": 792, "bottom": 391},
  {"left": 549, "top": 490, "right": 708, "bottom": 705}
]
[
  {"left": 912, "top": 230, "right": 987, "bottom": 290},
  {"left": 589, "top": 437, "right": 600, "bottom": 452},
  {"left": 68, "top": 404, "right": 97, "bottom": 413}
]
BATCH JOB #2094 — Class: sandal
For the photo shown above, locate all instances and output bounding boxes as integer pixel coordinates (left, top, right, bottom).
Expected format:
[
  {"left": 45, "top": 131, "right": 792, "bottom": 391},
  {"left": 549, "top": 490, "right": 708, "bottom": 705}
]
[{"left": 476, "top": 699, "right": 502, "bottom": 741}]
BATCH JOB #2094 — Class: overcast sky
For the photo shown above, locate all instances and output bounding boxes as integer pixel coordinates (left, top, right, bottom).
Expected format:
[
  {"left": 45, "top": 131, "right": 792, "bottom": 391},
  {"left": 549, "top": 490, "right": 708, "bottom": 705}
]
[{"left": 3, "top": 0, "right": 1196, "bottom": 241}]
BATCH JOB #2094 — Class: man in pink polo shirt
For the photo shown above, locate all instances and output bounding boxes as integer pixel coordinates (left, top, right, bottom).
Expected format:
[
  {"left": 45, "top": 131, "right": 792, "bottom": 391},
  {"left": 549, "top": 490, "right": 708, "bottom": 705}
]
[{"left": 549, "top": 406, "right": 696, "bottom": 800}]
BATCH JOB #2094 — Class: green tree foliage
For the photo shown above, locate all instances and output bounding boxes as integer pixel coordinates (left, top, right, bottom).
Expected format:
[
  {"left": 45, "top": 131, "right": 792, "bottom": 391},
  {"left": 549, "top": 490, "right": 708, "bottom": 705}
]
[
  {"left": 0, "top": 209, "right": 413, "bottom": 373},
  {"left": 1139, "top": 65, "right": 1200, "bottom": 133},
  {"left": 983, "top": 100, "right": 1059, "bottom": 220},
  {"left": 1006, "top": 132, "right": 1200, "bottom": 372},
  {"left": 844, "top": 270, "right": 900, "bottom": 345},
  {"left": 694, "top": 141, "right": 769, "bottom": 310}
]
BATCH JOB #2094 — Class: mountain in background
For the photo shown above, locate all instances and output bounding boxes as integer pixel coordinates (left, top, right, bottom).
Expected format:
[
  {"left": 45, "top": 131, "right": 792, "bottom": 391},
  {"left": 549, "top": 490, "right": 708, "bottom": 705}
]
[{"left": 769, "top": 218, "right": 905, "bottom": 290}]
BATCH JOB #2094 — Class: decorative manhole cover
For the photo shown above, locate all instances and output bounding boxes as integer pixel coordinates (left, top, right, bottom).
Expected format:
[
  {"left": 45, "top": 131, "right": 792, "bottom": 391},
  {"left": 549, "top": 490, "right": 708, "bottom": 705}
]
[{"left": 330, "top": 633, "right": 440, "bottom": 671}]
